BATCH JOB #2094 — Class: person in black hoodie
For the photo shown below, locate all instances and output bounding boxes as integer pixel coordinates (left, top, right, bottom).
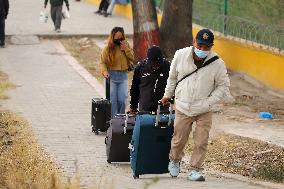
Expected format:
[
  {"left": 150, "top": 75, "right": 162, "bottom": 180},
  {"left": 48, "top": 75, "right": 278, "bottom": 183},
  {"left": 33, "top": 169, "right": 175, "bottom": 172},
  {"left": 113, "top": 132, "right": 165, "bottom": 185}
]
[
  {"left": 44, "top": 0, "right": 69, "bottom": 32},
  {"left": 129, "top": 45, "right": 170, "bottom": 113},
  {"left": 0, "top": 0, "right": 9, "bottom": 48}
]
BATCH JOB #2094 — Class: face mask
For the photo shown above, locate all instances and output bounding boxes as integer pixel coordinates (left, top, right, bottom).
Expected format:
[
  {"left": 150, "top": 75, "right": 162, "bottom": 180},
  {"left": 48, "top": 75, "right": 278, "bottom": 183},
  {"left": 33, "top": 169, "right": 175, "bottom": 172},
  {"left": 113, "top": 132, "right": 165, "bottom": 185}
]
[
  {"left": 114, "top": 38, "right": 123, "bottom": 46},
  {"left": 194, "top": 48, "right": 209, "bottom": 59}
]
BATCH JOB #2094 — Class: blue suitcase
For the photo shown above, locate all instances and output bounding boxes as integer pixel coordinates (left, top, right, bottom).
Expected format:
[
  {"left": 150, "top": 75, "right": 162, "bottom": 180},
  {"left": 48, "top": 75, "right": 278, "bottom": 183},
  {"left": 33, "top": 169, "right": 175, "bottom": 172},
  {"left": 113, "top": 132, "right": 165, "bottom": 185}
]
[{"left": 130, "top": 104, "right": 175, "bottom": 179}]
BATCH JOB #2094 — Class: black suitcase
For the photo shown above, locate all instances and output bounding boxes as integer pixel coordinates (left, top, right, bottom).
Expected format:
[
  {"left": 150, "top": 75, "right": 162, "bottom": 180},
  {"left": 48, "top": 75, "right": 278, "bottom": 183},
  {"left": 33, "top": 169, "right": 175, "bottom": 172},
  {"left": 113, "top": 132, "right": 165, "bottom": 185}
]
[
  {"left": 91, "top": 98, "right": 111, "bottom": 135},
  {"left": 105, "top": 114, "right": 136, "bottom": 163},
  {"left": 91, "top": 78, "right": 111, "bottom": 135}
]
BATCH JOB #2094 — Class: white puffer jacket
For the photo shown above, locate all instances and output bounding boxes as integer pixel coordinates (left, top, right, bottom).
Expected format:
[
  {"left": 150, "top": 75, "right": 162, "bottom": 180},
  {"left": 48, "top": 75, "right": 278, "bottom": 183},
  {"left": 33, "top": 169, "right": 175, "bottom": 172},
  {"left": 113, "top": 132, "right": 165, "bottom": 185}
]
[{"left": 164, "top": 46, "right": 230, "bottom": 116}]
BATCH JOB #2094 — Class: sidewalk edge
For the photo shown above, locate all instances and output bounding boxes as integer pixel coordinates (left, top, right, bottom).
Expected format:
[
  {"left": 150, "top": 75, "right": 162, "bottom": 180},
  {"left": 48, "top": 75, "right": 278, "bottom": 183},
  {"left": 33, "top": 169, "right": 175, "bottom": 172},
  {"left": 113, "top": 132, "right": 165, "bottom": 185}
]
[{"left": 54, "top": 40, "right": 105, "bottom": 98}]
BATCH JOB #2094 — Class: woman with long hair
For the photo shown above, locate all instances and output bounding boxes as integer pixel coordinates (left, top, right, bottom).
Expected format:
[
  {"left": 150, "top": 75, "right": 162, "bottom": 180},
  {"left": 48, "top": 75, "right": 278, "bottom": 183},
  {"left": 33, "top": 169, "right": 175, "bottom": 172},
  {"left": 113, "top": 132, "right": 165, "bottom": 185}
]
[{"left": 100, "top": 26, "right": 134, "bottom": 117}]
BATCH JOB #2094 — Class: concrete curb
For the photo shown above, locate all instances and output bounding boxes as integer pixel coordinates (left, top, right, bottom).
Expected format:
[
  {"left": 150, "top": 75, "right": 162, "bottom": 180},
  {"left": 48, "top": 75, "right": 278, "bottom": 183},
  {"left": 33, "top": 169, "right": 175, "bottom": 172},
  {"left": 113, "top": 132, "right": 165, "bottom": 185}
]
[
  {"left": 54, "top": 40, "right": 105, "bottom": 98},
  {"left": 7, "top": 34, "right": 133, "bottom": 39},
  {"left": 207, "top": 170, "right": 284, "bottom": 189}
]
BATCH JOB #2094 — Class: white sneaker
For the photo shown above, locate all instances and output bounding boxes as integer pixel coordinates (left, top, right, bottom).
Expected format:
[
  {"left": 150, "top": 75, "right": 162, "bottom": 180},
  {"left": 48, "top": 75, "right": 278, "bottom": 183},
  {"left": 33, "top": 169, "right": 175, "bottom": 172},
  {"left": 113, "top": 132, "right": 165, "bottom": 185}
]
[
  {"left": 168, "top": 161, "right": 180, "bottom": 177},
  {"left": 187, "top": 170, "right": 205, "bottom": 181},
  {"left": 55, "top": 29, "right": 61, "bottom": 33}
]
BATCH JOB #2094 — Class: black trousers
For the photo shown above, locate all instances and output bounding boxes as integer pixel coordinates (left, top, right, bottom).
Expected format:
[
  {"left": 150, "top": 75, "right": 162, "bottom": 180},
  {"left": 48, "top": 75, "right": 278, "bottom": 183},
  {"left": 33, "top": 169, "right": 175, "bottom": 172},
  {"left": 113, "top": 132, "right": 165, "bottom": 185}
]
[
  {"left": 98, "top": 0, "right": 109, "bottom": 12},
  {"left": 0, "top": 18, "right": 5, "bottom": 45}
]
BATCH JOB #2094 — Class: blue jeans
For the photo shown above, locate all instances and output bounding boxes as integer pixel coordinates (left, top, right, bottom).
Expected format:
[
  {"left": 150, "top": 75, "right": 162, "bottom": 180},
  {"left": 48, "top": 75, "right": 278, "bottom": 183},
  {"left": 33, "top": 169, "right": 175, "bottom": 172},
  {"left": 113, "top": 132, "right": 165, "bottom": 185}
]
[{"left": 109, "top": 70, "right": 128, "bottom": 117}]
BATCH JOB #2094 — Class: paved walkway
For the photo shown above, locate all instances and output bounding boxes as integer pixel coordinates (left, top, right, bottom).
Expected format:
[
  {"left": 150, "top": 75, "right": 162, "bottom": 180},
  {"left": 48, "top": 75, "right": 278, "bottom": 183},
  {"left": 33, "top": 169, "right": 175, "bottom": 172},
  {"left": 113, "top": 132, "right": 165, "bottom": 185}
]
[
  {"left": 1, "top": 39, "right": 276, "bottom": 189},
  {"left": 0, "top": 0, "right": 283, "bottom": 189},
  {"left": 6, "top": 0, "right": 133, "bottom": 36}
]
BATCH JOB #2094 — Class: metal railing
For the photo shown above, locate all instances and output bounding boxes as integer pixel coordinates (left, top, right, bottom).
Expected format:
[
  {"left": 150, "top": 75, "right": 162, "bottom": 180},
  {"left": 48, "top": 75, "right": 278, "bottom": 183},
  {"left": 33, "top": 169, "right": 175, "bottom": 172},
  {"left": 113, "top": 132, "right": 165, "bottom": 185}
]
[{"left": 157, "top": 0, "right": 284, "bottom": 50}]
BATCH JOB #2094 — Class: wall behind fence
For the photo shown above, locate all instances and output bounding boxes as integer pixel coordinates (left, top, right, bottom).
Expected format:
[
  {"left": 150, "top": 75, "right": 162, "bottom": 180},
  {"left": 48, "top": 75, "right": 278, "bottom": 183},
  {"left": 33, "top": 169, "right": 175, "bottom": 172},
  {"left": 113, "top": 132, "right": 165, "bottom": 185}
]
[{"left": 87, "top": 0, "right": 284, "bottom": 91}]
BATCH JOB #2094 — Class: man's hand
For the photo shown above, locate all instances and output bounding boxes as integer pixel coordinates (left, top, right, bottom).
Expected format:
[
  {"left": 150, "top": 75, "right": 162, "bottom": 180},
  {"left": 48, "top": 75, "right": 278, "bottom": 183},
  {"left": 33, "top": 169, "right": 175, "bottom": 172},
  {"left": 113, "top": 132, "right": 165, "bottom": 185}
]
[
  {"left": 102, "top": 71, "right": 109, "bottom": 78},
  {"left": 160, "top": 97, "right": 171, "bottom": 107}
]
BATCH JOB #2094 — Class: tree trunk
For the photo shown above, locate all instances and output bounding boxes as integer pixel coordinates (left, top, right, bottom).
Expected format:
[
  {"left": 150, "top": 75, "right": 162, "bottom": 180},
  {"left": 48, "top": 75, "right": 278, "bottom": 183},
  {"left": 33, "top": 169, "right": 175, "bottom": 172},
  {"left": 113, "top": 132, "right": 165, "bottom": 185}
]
[
  {"left": 160, "top": 0, "right": 193, "bottom": 58},
  {"left": 131, "top": 0, "right": 160, "bottom": 61}
]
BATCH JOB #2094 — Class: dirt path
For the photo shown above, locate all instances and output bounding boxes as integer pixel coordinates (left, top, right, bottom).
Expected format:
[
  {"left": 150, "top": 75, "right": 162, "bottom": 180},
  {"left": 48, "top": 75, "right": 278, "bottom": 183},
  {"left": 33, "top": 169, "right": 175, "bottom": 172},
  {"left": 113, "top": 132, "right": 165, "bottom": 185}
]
[{"left": 212, "top": 71, "right": 284, "bottom": 147}]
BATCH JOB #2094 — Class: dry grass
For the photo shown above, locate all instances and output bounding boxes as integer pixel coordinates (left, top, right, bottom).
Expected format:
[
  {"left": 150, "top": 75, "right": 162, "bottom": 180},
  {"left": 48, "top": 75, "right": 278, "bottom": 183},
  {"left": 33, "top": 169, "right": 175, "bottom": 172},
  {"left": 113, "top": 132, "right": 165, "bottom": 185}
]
[
  {"left": 0, "top": 71, "right": 15, "bottom": 99},
  {"left": 0, "top": 111, "right": 115, "bottom": 189},
  {"left": 186, "top": 134, "right": 284, "bottom": 183},
  {"left": 0, "top": 69, "right": 113, "bottom": 188},
  {"left": 60, "top": 37, "right": 104, "bottom": 84},
  {"left": 0, "top": 71, "right": 66, "bottom": 188},
  {"left": 0, "top": 111, "right": 62, "bottom": 188}
]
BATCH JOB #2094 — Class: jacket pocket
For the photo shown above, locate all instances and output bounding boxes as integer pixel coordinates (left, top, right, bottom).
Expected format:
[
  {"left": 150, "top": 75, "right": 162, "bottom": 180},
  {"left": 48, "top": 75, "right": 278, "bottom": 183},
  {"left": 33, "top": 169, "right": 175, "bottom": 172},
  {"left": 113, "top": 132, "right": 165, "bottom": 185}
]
[{"left": 189, "top": 99, "right": 211, "bottom": 115}]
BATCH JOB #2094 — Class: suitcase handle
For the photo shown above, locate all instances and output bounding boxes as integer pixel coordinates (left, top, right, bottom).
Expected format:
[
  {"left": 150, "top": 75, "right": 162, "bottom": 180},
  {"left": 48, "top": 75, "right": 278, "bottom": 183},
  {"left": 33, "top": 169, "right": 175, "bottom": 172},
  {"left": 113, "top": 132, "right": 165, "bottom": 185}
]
[
  {"left": 155, "top": 100, "right": 173, "bottom": 127},
  {"left": 124, "top": 113, "right": 129, "bottom": 134}
]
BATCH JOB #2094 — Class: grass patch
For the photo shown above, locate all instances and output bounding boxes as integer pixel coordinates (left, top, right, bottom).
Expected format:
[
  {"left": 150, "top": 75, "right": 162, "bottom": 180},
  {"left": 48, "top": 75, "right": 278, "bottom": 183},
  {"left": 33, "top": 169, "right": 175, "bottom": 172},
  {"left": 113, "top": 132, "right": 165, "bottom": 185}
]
[
  {"left": 0, "top": 111, "right": 65, "bottom": 188},
  {"left": 0, "top": 71, "right": 15, "bottom": 99},
  {"left": 253, "top": 165, "right": 284, "bottom": 183},
  {"left": 186, "top": 134, "right": 284, "bottom": 183},
  {"left": 0, "top": 110, "right": 115, "bottom": 188},
  {"left": 60, "top": 37, "right": 104, "bottom": 84},
  {"left": 0, "top": 70, "right": 113, "bottom": 188}
]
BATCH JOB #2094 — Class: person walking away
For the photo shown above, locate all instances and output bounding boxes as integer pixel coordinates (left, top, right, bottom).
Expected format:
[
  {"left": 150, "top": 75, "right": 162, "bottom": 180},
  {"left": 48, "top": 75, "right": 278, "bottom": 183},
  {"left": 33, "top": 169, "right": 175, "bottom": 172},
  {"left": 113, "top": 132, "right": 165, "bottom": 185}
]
[
  {"left": 94, "top": 0, "right": 110, "bottom": 15},
  {"left": 160, "top": 29, "right": 230, "bottom": 181},
  {"left": 129, "top": 45, "right": 170, "bottom": 113},
  {"left": 44, "top": 0, "right": 69, "bottom": 32},
  {"left": 100, "top": 26, "right": 134, "bottom": 117},
  {"left": 105, "top": 0, "right": 128, "bottom": 17},
  {"left": 0, "top": 0, "right": 9, "bottom": 48}
]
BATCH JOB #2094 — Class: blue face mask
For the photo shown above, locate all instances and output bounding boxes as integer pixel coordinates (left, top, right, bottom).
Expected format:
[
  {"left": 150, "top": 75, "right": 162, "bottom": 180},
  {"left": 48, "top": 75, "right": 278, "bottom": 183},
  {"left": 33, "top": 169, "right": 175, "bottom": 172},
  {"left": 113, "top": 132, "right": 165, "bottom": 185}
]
[{"left": 194, "top": 48, "right": 209, "bottom": 59}]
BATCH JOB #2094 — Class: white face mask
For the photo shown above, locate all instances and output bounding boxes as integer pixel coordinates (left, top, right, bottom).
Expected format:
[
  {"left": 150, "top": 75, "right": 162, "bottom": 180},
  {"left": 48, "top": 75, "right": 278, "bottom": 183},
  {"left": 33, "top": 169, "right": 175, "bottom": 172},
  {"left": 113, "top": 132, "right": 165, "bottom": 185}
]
[{"left": 194, "top": 48, "right": 209, "bottom": 59}]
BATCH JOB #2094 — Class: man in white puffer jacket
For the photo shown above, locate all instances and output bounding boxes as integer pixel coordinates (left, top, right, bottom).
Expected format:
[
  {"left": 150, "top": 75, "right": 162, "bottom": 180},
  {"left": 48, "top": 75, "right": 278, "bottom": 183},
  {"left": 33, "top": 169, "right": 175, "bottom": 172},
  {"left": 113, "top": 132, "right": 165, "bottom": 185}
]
[{"left": 161, "top": 29, "right": 230, "bottom": 181}]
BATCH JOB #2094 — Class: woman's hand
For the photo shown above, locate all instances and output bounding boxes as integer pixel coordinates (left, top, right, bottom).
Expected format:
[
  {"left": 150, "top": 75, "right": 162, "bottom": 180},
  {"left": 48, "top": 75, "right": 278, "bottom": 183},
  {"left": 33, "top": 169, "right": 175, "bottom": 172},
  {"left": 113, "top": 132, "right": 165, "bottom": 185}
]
[
  {"left": 103, "top": 71, "right": 109, "bottom": 78},
  {"left": 120, "top": 40, "right": 128, "bottom": 51}
]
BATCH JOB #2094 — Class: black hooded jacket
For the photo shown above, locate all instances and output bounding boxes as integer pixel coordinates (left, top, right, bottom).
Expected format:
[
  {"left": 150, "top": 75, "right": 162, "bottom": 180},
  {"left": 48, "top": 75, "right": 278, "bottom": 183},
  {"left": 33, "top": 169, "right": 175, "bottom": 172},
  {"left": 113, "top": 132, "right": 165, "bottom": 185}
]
[
  {"left": 0, "top": 0, "right": 9, "bottom": 19},
  {"left": 130, "top": 59, "right": 170, "bottom": 112}
]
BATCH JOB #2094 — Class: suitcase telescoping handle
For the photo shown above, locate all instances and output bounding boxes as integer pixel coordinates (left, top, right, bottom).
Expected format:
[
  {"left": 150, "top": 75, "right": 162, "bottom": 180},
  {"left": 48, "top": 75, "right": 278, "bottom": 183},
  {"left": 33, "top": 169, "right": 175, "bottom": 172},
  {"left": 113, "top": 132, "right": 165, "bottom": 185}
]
[
  {"left": 124, "top": 112, "right": 135, "bottom": 134},
  {"left": 124, "top": 113, "right": 129, "bottom": 134},
  {"left": 105, "top": 77, "right": 110, "bottom": 101},
  {"left": 155, "top": 100, "right": 174, "bottom": 127}
]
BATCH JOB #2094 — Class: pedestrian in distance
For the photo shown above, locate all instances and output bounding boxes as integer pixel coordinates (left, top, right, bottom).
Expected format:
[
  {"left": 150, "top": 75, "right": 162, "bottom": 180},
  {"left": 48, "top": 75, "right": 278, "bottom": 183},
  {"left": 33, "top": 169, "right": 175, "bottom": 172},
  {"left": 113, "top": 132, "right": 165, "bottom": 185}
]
[
  {"left": 44, "top": 0, "right": 70, "bottom": 33},
  {"left": 104, "top": 0, "right": 128, "bottom": 17},
  {"left": 0, "top": 0, "right": 9, "bottom": 48},
  {"left": 100, "top": 26, "right": 134, "bottom": 117},
  {"left": 160, "top": 29, "right": 230, "bottom": 181},
  {"left": 129, "top": 45, "right": 170, "bottom": 114},
  {"left": 94, "top": 0, "right": 110, "bottom": 16}
]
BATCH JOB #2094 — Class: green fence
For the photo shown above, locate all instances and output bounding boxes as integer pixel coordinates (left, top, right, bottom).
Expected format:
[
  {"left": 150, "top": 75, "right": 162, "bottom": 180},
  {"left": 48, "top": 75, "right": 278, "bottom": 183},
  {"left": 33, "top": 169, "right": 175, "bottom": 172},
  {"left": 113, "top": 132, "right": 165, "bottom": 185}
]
[{"left": 157, "top": 0, "right": 284, "bottom": 50}]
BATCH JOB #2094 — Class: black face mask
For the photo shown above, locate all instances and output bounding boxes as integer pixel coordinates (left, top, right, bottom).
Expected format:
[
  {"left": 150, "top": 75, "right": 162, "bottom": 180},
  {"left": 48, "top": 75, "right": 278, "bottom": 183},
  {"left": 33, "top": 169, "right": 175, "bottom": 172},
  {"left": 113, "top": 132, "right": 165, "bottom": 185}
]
[{"left": 114, "top": 38, "right": 123, "bottom": 46}]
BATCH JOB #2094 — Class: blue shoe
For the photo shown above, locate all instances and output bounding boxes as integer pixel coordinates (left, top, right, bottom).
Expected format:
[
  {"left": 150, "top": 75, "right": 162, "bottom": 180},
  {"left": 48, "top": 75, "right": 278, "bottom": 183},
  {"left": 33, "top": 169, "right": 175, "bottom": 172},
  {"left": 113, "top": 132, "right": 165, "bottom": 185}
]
[
  {"left": 168, "top": 161, "right": 180, "bottom": 177},
  {"left": 187, "top": 170, "right": 205, "bottom": 181}
]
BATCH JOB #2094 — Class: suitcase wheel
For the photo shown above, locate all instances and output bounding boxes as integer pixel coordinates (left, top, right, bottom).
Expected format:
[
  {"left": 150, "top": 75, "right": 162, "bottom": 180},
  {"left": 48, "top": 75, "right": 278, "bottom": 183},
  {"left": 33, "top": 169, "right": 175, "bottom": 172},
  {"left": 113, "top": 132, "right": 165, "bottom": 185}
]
[
  {"left": 107, "top": 160, "right": 111, "bottom": 164},
  {"left": 133, "top": 175, "right": 139, "bottom": 179},
  {"left": 92, "top": 126, "right": 99, "bottom": 135}
]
